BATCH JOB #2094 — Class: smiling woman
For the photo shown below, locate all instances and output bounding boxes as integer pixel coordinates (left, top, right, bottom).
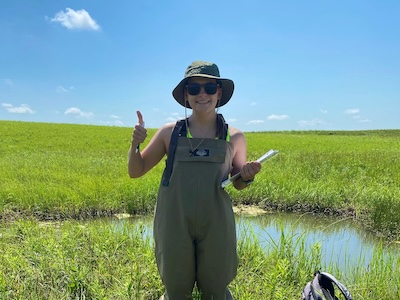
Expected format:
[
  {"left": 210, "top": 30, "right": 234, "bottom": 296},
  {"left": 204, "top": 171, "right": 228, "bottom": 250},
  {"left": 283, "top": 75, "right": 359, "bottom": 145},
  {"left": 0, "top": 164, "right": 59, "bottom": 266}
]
[
  {"left": 128, "top": 61, "right": 263, "bottom": 300},
  {"left": 184, "top": 78, "right": 221, "bottom": 114}
]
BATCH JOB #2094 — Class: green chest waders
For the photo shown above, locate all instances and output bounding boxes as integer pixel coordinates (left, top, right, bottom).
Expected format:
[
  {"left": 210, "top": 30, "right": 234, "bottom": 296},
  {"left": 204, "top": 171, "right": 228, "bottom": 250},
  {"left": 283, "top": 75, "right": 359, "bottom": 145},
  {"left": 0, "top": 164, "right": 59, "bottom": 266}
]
[{"left": 154, "top": 124, "right": 237, "bottom": 300}]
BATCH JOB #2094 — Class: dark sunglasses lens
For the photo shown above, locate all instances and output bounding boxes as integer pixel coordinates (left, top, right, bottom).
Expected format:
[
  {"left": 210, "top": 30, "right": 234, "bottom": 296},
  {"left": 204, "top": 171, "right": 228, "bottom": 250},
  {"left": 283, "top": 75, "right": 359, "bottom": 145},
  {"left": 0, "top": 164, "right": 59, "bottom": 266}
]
[
  {"left": 205, "top": 83, "right": 218, "bottom": 94},
  {"left": 187, "top": 83, "right": 218, "bottom": 95},
  {"left": 187, "top": 84, "right": 200, "bottom": 95}
]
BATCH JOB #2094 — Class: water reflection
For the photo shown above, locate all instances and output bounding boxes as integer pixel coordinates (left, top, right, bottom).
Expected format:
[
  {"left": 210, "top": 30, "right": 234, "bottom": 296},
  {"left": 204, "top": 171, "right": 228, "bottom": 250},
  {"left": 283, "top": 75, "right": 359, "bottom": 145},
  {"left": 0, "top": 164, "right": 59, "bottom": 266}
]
[
  {"left": 113, "top": 212, "right": 399, "bottom": 272},
  {"left": 236, "top": 212, "right": 389, "bottom": 271}
]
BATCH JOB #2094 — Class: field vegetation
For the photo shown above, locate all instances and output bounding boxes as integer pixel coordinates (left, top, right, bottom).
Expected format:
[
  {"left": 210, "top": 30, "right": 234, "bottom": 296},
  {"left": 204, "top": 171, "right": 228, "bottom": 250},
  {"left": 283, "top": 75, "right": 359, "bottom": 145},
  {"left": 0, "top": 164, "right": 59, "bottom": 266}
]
[
  {"left": 1, "top": 121, "right": 399, "bottom": 238},
  {"left": 1, "top": 120, "right": 399, "bottom": 299}
]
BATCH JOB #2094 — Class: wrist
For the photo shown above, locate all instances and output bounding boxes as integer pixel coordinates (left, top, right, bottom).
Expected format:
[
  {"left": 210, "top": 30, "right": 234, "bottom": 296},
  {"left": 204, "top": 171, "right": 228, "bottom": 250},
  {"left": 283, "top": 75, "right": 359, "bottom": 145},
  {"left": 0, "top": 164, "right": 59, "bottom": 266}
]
[
  {"left": 130, "top": 142, "right": 140, "bottom": 154},
  {"left": 240, "top": 177, "right": 254, "bottom": 185}
]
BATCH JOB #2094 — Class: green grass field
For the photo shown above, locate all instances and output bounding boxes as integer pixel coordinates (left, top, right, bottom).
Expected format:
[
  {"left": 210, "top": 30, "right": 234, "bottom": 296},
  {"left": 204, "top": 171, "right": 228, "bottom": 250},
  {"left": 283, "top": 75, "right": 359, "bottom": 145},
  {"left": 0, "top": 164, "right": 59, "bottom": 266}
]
[
  {"left": 1, "top": 216, "right": 399, "bottom": 299},
  {"left": 1, "top": 120, "right": 400, "bottom": 299},
  {"left": 1, "top": 120, "right": 399, "bottom": 238}
]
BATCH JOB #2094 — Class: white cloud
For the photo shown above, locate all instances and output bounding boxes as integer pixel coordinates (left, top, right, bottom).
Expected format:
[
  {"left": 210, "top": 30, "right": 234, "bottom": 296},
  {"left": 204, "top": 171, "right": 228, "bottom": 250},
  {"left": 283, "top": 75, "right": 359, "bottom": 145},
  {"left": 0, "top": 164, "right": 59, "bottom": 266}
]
[
  {"left": 50, "top": 8, "right": 100, "bottom": 31},
  {"left": 247, "top": 120, "right": 265, "bottom": 125},
  {"left": 344, "top": 108, "right": 360, "bottom": 115},
  {"left": 250, "top": 102, "right": 257, "bottom": 106},
  {"left": 56, "top": 85, "right": 75, "bottom": 93},
  {"left": 298, "top": 118, "right": 326, "bottom": 126},
  {"left": 100, "top": 120, "right": 124, "bottom": 126},
  {"left": 267, "top": 114, "right": 290, "bottom": 121},
  {"left": 57, "top": 85, "right": 68, "bottom": 93},
  {"left": 166, "top": 117, "right": 179, "bottom": 122},
  {"left": 344, "top": 108, "right": 372, "bottom": 123},
  {"left": 166, "top": 112, "right": 184, "bottom": 122},
  {"left": 1, "top": 103, "right": 34, "bottom": 114},
  {"left": 358, "top": 118, "right": 372, "bottom": 123},
  {"left": 110, "top": 114, "right": 120, "bottom": 119},
  {"left": 64, "top": 107, "right": 94, "bottom": 118},
  {"left": 320, "top": 109, "right": 328, "bottom": 114},
  {"left": 57, "top": 85, "right": 74, "bottom": 93},
  {"left": 352, "top": 115, "right": 371, "bottom": 123}
]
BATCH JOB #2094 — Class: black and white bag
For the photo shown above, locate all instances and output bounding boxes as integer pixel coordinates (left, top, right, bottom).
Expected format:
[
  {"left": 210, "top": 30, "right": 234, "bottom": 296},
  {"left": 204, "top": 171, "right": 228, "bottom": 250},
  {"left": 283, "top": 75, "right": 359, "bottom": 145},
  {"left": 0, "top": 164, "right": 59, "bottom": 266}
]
[{"left": 301, "top": 271, "right": 353, "bottom": 300}]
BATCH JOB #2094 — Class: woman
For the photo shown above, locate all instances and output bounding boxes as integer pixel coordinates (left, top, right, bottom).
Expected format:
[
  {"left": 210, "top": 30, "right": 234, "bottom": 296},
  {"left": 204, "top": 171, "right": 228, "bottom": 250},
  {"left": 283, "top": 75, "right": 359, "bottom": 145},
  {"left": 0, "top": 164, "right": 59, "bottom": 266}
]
[{"left": 128, "top": 61, "right": 261, "bottom": 300}]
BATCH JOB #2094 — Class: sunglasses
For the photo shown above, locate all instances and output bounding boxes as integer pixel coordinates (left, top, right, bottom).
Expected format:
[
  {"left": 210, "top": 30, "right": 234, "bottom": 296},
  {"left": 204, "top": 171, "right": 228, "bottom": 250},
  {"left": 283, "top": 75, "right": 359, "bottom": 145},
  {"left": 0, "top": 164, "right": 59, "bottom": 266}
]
[{"left": 186, "top": 82, "right": 220, "bottom": 96}]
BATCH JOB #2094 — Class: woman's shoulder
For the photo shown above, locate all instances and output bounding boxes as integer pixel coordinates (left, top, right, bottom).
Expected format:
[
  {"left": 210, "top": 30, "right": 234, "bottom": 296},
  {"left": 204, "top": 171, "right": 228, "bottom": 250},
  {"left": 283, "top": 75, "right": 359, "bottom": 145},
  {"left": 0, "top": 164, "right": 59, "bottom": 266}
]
[
  {"left": 154, "top": 121, "right": 182, "bottom": 141},
  {"left": 156, "top": 121, "right": 183, "bottom": 152},
  {"left": 228, "top": 125, "right": 244, "bottom": 139},
  {"left": 160, "top": 121, "right": 176, "bottom": 130}
]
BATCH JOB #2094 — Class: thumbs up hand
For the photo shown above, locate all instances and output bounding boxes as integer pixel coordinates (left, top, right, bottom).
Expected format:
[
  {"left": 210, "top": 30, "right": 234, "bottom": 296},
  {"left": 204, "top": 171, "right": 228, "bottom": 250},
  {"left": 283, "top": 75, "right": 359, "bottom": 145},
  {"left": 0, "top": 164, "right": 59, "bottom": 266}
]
[
  {"left": 137, "top": 110, "right": 145, "bottom": 127},
  {"left": 131, "top": 110, "right": 147, "bottom": 146}
]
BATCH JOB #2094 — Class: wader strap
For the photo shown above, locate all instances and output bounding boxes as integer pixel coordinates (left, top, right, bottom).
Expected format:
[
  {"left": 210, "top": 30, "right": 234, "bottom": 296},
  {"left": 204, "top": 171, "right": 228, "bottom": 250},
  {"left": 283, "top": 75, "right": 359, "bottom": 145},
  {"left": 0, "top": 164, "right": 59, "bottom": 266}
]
[
  {"left": 161, "top": 120, "right": 186, "bottom": 187},
  {"left": 161, "top": 114, "right": 228, "bottom": 187},
  {"left": 216, "top": 114, "right": 228, "bottom": 141}
]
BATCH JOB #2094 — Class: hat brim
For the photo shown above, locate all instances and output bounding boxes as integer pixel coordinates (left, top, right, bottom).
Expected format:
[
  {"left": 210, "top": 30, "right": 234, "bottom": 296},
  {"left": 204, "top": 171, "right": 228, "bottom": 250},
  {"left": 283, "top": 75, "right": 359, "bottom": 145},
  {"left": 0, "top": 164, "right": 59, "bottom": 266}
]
[{"left": 172, "top": 74, "right": 234, "bottom": 108}]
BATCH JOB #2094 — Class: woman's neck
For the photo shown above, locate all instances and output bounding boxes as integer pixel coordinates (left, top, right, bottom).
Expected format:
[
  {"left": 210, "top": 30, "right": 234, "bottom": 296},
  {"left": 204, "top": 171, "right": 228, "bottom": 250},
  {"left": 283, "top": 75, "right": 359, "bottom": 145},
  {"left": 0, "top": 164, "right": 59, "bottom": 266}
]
[
  {"left": 187, "top": 112, "right": 217, "bottom": 138},
  {"left": 189, "top": 110, "right": 217, "bottom": 125}
]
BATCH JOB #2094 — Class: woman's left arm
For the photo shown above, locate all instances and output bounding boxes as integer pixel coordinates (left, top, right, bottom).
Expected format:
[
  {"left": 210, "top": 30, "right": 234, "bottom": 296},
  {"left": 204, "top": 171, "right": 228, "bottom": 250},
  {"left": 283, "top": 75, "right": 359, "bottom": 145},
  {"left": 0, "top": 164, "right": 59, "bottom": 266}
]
[{"left": 230, "top": 128, "right": 261, "bottom": 190}]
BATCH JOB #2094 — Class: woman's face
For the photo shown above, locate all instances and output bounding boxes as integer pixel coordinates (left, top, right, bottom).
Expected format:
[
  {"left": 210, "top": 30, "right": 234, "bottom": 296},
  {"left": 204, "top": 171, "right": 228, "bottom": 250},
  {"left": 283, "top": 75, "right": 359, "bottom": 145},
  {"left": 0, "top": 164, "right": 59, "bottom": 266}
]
[{"left": 185, "top": 77, "right": 222, "bottom": 112}]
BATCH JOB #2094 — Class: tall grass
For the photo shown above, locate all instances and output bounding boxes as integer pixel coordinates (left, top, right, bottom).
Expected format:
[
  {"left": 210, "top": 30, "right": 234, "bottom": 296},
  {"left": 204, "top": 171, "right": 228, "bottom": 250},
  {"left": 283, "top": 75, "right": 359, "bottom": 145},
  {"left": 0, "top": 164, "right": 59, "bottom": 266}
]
[
  {"left": 0, "top": 218, "right": 162, "bottom": 299},
  {"left": 232, "top": 130, "right": 400, "bottom": 238},
  {"left": 0, "top": 121, "right": 160, "bottom": 218},
  {"left": 1, "top": 121, "right": 400, "bottom": 238},
  {"left": 1, "top": 218, "right": 398, "bottom": 299}
]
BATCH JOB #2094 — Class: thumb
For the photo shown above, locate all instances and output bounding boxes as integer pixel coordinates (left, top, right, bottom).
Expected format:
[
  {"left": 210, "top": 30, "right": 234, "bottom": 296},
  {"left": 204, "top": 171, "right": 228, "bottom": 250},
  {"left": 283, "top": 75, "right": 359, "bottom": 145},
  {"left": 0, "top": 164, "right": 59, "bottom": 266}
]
[{"left": 136, "top": 110, "right": 144, "bottom": 125}]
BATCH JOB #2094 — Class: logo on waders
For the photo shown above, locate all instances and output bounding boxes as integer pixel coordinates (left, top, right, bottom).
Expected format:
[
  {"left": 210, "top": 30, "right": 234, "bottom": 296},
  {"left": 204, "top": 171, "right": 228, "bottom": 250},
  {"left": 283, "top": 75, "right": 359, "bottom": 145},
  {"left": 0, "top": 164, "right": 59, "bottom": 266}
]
[{"left": 190, "top": 149, "right": 210, "bottom": 157}]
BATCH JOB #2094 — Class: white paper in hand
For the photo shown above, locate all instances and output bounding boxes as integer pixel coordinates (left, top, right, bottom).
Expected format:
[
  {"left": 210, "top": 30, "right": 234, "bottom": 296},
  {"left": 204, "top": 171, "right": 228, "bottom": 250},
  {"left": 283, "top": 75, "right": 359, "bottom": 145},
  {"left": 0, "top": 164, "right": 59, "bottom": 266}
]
[{"left": 221, "top": 149, "right": 279, "bottom": 188}]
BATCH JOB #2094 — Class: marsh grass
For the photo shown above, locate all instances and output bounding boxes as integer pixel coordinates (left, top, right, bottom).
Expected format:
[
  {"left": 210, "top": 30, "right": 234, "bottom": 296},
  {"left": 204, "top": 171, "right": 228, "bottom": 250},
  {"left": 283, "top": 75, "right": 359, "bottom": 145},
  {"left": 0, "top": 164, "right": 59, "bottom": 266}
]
[
  {"left": 0, "top": 218, "right": 162, "bottom": 299},
  {"left": 1, "top": 121, "right": 399, "bottom": 238},
  {"left": 231, "top": 130, "right": 400, "bottom": 238},
  {"left": 1, "top": 121, "right": 400, "bottom": 298},
  {"left": 1, "top": 218, "right": 398, "bottom": 299},
  {"left": 0, "top": 121, "right": 161, "bottom": 219}
]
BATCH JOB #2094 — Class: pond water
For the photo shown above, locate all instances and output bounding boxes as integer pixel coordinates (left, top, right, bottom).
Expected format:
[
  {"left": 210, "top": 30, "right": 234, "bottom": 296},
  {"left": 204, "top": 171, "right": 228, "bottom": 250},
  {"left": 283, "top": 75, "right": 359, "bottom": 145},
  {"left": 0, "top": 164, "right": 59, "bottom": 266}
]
[
  {"left": 112, "top": 211, "right": 399, "bottom": 272},
  {"left": 236, "top": 212, "right": 395, "bottom": 271}
]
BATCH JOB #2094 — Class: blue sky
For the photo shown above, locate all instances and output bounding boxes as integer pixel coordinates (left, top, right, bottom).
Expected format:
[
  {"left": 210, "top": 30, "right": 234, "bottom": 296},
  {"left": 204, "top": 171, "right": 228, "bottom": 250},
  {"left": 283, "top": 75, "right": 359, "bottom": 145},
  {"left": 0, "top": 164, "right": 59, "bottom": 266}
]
[{"left": 1, "top": 0, "right": 399, "bottom": 131}]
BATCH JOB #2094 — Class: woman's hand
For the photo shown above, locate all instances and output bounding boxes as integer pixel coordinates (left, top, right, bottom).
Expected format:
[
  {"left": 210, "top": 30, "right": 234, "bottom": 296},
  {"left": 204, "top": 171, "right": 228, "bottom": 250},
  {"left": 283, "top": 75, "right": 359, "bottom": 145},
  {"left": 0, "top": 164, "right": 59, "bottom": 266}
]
[
  {"left": 240, "top": 161, "right": 262, "bottom": 182},
  {"left": 131, "top": 110, "right": 147, "bottom": 146}
]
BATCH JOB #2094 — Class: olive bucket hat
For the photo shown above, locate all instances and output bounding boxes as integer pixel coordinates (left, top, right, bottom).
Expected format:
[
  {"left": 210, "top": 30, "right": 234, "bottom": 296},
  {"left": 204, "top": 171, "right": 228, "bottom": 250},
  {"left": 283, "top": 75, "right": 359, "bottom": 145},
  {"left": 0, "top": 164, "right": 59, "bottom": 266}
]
[{"left": 172, "top": 61, "right": 235, "bottom": 108}]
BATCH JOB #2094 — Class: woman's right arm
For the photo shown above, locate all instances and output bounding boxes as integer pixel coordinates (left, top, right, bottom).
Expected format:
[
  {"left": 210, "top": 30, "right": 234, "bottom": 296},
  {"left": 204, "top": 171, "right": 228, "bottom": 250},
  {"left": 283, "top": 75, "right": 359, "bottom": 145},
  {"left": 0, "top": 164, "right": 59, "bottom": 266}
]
[{"left": 128, "top": 121, "right": 173, "bottom": 178}]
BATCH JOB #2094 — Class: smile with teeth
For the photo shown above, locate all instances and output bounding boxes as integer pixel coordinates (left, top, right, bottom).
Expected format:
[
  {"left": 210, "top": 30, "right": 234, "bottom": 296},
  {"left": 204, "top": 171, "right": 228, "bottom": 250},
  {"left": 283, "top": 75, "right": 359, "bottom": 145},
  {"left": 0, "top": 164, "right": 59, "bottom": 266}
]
[{"left": 196, "top": 100, "right": 211, "bottom": 104}]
